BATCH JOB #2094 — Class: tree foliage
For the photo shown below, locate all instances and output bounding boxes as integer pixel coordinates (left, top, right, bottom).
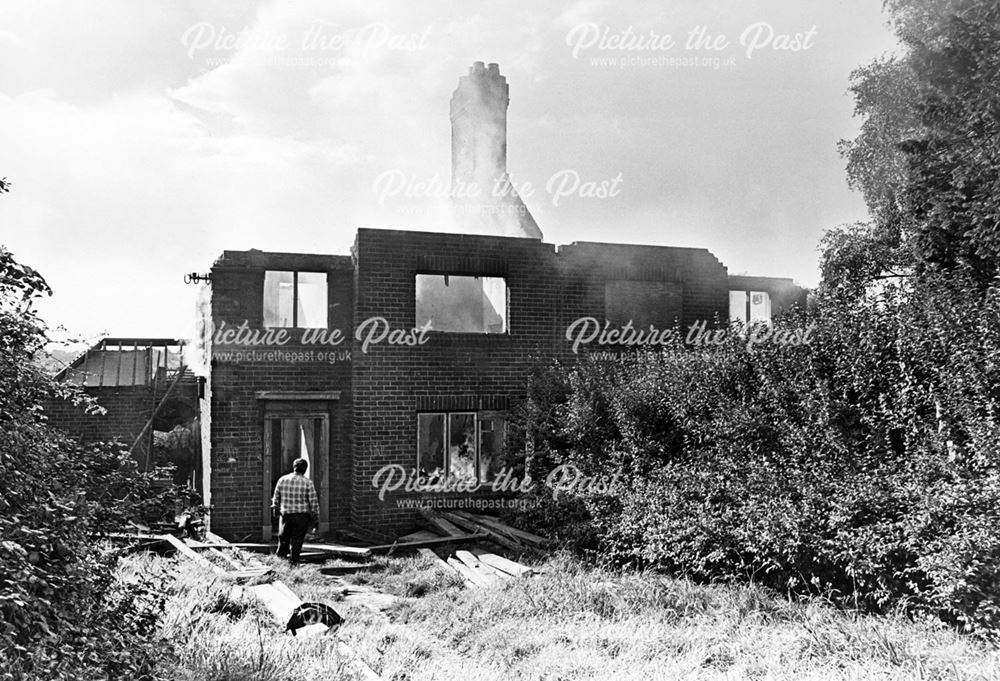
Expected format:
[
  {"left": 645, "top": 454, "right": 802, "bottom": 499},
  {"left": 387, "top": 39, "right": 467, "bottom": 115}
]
[
  {"left": 833, "top": 0, "right": 1000, "bottom": 290},
  {"left": 513, "top": 278, "right": 1000, "bottom": 634},
  {"left": 0, "top": 241, "right": 194, "bottom": 677}
]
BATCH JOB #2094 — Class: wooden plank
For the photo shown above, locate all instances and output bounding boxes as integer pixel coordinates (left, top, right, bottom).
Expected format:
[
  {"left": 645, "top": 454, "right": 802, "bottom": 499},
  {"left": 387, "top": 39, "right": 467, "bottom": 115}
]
[
  {"left": 416, "top": 507, "right": 465, "bottom": 537},
  {"left": 398, "top": 530, "right": 441, "bottom": 542},
  {"left": 227, "top": 568, "right": 273, "bottom": 579},
  {"left": 473, "top": 550, "right": 535, "bottom": 577},
  {"left": 217, "top": 542, "right": 371, "bottom": 559},
  {"left": 458, "top": 511, "right": 553, "bottom": 548},
  {"left": 247, "top": 582, "right": 298, "bottom": 624},
  {"left": 366, "top": 532, "right": 487, "bottom": 554},
  {"left": 202, "top": 530, "right": 269, "bottom": 571},
  {"left": 446, "top": 557, "right": 488, "bottom": 588},
  {"left": 455, "top": 550, "right": 501, "bottom": 585},
  {"left": 271, "top": 580, "right": 301, "bottom": 603},
  {"left": 303, "top": 543, "right": 372, "bottom": 558},
  {"left": 440, "top": 512, "right": 528, "bottom": 554},
  {"left": 247, "top": 582, "right": 384, "bottom": 681},
  {"left": 185, "top": 538, "right": 245, "bottom": 571},
  {"left": 246, "top": 582, "right": 325, "bottom": 638},
  {"left": 417, "top": 547, "right": 456, "bottom": 574},
  {"left": 159, "top": 534, "right": 225, "bottom": 574}
]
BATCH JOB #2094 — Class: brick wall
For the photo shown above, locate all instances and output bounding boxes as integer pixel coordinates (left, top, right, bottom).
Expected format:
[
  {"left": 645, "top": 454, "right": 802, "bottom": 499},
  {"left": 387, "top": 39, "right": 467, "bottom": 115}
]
[
  {"left": 43, "top": 385, "right": 154, "bottom": 447},
  {"left": 349, "top": 229, "right": 729, "bottom": 536},
  {"left": 206, "top": 251, "right": 354, "bottom": 541},
  {"left": 205, "top": 232, "right": 736, "bottom": 539}
]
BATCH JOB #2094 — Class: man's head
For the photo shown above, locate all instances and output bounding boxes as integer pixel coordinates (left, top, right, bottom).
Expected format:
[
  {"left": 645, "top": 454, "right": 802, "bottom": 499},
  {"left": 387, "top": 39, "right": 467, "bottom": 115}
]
[{"left": 292, "top": 458, "right": 308, "bottom": 475}]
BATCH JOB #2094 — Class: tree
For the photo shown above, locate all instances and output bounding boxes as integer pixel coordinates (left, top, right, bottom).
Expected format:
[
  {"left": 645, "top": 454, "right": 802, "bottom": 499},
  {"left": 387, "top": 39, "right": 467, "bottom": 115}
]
[
  {"left": 0, "top": 182, "right": 190, "bottom": 677},
  {"left": 834, "top": 0, "right": 1000, "bottom": 290}
]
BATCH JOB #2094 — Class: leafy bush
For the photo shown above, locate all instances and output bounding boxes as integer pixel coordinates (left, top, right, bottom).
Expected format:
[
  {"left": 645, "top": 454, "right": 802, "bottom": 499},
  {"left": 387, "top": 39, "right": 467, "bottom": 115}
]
[
  {"left": 0, "top": 246, "right": 196, "bottom": 677},
  {"left": 510, "top": 274, "right": 1000, "bottom": 636}
]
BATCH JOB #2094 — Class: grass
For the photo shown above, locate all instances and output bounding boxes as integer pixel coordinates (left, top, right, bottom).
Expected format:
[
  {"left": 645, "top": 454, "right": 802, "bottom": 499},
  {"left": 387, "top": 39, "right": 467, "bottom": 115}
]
[{"left": 125, "top": 550, "right": 1000, "bottom": 680}]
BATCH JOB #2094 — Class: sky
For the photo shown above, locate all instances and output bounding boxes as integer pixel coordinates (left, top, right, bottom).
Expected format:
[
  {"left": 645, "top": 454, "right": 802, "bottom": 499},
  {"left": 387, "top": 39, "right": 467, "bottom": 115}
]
[{"left": 0, "top": 0, "right": 900, "bottom": 342}]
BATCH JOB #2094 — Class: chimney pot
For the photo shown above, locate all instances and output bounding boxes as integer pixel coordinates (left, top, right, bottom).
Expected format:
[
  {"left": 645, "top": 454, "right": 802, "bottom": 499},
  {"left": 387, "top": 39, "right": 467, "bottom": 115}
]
[
  {"left": 472, "top": 61, "right": 485, "bottom": 73},
  {"left": 487, "top": 62, "right": 499, "bottom": 75}
]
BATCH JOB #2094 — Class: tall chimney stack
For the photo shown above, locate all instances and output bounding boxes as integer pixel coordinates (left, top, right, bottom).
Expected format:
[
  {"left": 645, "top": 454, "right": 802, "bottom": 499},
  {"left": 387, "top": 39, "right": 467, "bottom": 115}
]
[
  {"left": 449, "top": 62, "right": 541, "bottom": 239},
  {"left": 450, "top": 61, "right": 508, "bottom": 187}
]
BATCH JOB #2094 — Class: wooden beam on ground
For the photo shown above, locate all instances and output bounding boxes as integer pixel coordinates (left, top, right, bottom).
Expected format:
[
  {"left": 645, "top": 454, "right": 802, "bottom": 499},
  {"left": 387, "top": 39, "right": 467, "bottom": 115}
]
[
  {"left": 203, "top": 530, "right": 271, "bottom": 572},
  {"left": 158, "top": 534, "right": 225, "bottom": 574},
  {"left": 472, "top": 550, "right": 535, "bottom": 577},
  {"left": 185, "top": 538, "right": 245, "bottom": 571},
  {"left": 398, "top": 530, "right": 441, "bottom": 543},
  {"left": 446, "top": 557, "right": 488, "bottom": 588},
  {"left": 366, "top": 532, "right": 487, "bottom": 554},
  {"left": 439, "top": 512, "right": 528, "bottom": 554},
  {"left": 303, "top": 543, "right": 372, "bottom": 558},
  {"left": 219, "top": 542, "right": 371, "bottom": 560},
  {"left": 416, "top": 508, "right": 465, "bottom": 537},
  {"left": 246, "top": 581, "right": 381, "bottom": 679},
  {"left": 203, "top": 531, "right": 270, "bottom": 571},
  {"left": 227, "top": 567, "right": 273, "bottom": 579},
  {"left": 456, "top": 511, "right": 554, "bottom": 548},
  {"left": 455, "top": 550, "right": 501, "bottom": 585},
  {"left": 417, "top": 548, "right": 456, "bottom": 574},
  {"left": 247, "top": 582, "right": 324, "bottom": 638}
]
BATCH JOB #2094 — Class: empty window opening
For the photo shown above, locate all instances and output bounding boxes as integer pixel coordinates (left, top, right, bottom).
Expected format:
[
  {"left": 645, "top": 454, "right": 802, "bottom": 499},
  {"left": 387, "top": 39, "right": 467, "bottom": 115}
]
[
  {"left": 415, "top": 274, "right": 507, "bottom": 333},
  {"left": 729, "top": 290, "right": 771, "bottom": 326},
  {"left": 264, "top": 271, "right": 328, "bottom": 328}
]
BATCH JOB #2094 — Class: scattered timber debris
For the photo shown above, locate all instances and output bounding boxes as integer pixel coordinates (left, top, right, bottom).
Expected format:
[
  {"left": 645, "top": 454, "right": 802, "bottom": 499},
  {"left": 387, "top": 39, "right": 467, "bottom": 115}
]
[
  {"left": 138, "top": 530, "right": 382, "bottom": 678},
  {"left": 224, "top": 542, "right": 372, "bottom": 562},
  {"left": 397, "top": 509, "right": 545, "bottom": 589},
  {"left": 367, "top": 532, "right": 487, "bottom": 554},
  {"left": 241, "top": 581, "right": 380, "bottom": 679}
]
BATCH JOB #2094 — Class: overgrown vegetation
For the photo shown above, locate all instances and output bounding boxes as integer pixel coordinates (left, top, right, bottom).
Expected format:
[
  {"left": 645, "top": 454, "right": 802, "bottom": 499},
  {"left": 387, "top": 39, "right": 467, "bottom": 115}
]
[
  {"left": 0, "top": 242, "right": 202, "bottom": 679},
  {"left": 509, "top": 0, "right": 1000, "bottom": 637},
  {"left": 511, "top": 272, "right": 1000, "bottom": 633},
  {"left": 151, "top": 552, "right": 1000, "bottom": 680}
]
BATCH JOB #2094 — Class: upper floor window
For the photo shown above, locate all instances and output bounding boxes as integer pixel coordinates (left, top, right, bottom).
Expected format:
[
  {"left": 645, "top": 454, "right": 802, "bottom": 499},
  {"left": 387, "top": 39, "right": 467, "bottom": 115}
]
[
  {"left": 263, "top": 271, "right": 328, "bottom": 328},
  {"left": 415, "top": 274, "right": 507, "bottom": 333},
  {"left": 729, "top": 290, "right": 771, "bottom": 326},
  {"left": 604, "top": 280, "right": 682, "bottom": 328}
]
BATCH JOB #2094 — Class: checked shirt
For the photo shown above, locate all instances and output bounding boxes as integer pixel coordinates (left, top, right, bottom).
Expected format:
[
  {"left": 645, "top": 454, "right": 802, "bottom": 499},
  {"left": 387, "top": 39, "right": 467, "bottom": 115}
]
[{"left": 271, "top": 473, "right": 319, "bottom": 516}]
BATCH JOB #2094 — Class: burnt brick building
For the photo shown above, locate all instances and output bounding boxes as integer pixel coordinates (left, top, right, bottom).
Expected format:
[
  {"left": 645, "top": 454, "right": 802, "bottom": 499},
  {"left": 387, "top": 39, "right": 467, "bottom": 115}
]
[
  {"left": 198, "top": 228, "right": 804, "bottom": 540},
  {"left": 45, "top": 62, "right": 806, "bottom": 541},
  {"left": 45, "top": 338, "right": 200, "bottom": 486},
  {"left": 195, "top": 62, "right": 805, "bottom": 540}
]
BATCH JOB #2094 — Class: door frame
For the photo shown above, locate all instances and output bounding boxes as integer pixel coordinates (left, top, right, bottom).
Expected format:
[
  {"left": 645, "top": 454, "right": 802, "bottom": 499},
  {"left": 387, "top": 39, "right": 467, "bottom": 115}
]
[{"left": 260, "top": 396, "right": 335, "bottom": 541}]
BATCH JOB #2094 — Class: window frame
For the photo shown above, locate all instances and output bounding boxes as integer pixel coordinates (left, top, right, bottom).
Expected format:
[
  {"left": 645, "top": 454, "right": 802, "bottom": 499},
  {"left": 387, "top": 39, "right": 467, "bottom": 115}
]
[
  {"left": 263, "top": 270, "right": 328, "bottom": 329},
  {"left": 414, "top": 273, "right": 510, "bottom": 335},
  {"left": 416, "top": 410, "right": 509, "bottom": 484}
]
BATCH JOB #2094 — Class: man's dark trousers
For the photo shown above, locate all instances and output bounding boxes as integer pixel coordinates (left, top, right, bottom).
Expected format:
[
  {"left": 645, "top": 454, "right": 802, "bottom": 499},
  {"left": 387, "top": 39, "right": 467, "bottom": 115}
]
[{"left": 277, "top": 512, "right": 311, "bottom": 564}]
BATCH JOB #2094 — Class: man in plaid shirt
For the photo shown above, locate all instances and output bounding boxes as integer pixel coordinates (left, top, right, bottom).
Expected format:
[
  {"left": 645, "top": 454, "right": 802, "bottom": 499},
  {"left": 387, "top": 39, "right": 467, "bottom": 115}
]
[{"left": 271, "top": 458, "right": 320, "bottom": 564}]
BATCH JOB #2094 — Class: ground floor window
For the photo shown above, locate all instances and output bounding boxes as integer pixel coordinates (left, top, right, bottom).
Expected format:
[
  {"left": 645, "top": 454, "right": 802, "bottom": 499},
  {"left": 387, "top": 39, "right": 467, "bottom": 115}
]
[{"left": 417, "top": 411, "right": 508, "bottom": 482}]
